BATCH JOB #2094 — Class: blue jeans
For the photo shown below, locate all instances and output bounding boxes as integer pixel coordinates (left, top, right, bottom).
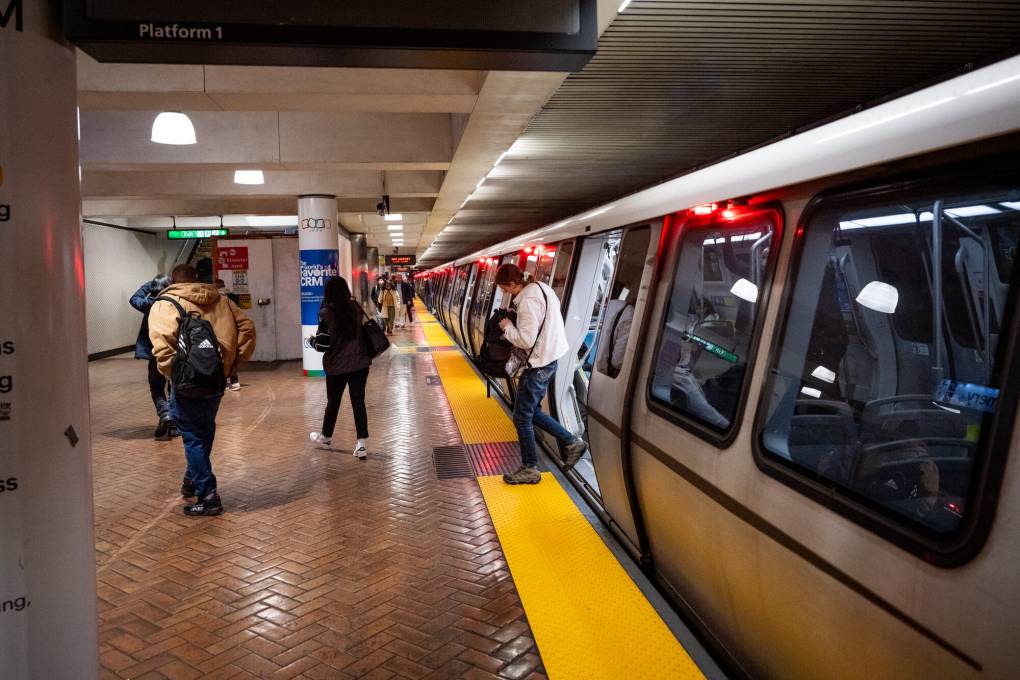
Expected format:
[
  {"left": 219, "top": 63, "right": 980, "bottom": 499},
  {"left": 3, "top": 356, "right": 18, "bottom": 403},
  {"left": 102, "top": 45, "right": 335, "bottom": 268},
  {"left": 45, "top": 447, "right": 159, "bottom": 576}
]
[
  {"left": 170, "top": 393, "right": 223, "bottom": 499},
  {"left": 514, "top": 360, "right": 575, "bottom": 468}
]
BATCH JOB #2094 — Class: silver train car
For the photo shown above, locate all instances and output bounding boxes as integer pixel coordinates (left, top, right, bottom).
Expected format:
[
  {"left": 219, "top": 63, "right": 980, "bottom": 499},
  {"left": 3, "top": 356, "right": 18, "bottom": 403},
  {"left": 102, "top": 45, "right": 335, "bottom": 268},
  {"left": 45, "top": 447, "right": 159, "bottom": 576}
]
[{"left": 418, "top": 55, "right": 1020, "bottom": 678}]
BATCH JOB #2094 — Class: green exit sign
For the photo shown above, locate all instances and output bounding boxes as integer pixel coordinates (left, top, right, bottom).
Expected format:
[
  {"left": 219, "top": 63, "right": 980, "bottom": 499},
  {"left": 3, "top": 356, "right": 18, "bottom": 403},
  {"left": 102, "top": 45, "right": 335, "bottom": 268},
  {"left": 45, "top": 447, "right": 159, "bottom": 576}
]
[{"left": 167, "top": 228, "right": 229, "bottom": 239}]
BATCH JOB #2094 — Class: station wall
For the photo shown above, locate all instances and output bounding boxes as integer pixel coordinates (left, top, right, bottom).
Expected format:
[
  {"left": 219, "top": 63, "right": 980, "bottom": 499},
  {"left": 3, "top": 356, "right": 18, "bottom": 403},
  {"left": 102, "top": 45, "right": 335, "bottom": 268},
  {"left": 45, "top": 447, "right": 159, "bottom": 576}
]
[{"left": 83, "top": 221, "right": 182, "bottom": 356}]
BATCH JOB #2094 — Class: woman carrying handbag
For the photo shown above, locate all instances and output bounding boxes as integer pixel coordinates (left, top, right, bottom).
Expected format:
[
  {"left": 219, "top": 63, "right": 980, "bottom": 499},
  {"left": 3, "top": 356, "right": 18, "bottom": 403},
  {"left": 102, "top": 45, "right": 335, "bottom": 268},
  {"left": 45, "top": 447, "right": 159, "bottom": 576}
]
[{"left": 309, "top": 276, "right": 372, "bottom": 459}]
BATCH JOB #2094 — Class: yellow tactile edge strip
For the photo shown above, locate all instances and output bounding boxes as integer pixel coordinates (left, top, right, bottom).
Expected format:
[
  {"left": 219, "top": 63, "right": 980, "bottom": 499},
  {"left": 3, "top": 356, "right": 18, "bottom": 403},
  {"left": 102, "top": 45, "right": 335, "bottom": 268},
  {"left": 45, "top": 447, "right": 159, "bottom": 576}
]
[
  {"left": 479, "top": 474, "right": 705, "bottom": 680},
  {"left": 414, "top": 302, "right": 702, "bottom": 679}
]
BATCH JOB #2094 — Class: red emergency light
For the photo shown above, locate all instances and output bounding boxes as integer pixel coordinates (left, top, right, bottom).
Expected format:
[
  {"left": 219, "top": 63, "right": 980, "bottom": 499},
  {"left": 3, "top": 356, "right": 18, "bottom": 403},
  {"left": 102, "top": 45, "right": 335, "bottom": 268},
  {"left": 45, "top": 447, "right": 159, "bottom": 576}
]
[{"left": 693, "top": 203, "right": 717, "bottom": 215}]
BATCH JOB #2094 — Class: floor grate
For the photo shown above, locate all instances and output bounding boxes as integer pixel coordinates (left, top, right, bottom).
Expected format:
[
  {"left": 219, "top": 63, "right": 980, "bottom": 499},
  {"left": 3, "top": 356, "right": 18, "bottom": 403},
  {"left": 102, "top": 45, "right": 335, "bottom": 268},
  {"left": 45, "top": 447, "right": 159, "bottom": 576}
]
[
  {"left": 467, "top": 442, "right": 524, "bottom": 477},
  {"left": 433, "top": 445, "right": 474, "bottom": 479}
]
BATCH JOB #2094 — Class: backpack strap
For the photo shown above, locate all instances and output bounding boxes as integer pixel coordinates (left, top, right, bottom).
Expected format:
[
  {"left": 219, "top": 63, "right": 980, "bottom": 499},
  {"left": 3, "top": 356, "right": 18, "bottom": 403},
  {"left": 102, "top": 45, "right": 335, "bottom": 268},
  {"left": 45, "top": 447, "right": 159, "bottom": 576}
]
[{"left": 154, "top": 295, "right": 189, "bottom": 319}]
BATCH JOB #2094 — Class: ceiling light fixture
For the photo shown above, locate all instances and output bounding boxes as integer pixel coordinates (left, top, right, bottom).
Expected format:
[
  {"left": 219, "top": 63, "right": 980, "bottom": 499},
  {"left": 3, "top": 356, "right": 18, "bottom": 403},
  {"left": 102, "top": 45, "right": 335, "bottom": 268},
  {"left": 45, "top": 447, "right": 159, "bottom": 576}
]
[
  {"left": 387, "top": 225, "right": 403, "bottom": 231},
  {"left": 385, "top": 213, "right": 403, "bottom": 221},
  {"left": 151, "top": 112, "right": 197, "bottom": 145},
  {"left": 233, "top": 170, "right": 264, "bottom": 185}
]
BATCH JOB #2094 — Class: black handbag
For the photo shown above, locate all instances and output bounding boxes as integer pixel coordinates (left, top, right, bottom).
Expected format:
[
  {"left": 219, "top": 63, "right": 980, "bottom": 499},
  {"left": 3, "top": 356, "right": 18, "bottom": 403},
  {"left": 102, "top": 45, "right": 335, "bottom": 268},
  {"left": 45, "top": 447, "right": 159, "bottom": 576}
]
[{"left": 359, "top": 305, "right": 390, "bottom": 358}]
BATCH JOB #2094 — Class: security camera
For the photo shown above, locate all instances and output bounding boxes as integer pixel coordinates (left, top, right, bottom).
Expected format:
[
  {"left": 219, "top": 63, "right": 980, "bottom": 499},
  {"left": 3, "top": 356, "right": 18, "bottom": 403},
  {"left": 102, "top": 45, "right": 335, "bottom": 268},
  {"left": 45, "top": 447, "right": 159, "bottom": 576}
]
[{"left": 376, "top": 202, "right": 386, "bottom": 217}]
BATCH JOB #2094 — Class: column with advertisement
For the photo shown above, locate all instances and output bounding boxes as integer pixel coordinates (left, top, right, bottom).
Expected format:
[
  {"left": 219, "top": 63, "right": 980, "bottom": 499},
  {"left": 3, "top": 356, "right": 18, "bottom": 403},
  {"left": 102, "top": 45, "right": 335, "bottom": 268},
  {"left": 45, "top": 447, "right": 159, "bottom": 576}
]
[
  {"left": 298, "top": 195, "right": 340, "bottom": 376},
  {"left": 0, "top": 1, "right": 99, "bottom": 677}
]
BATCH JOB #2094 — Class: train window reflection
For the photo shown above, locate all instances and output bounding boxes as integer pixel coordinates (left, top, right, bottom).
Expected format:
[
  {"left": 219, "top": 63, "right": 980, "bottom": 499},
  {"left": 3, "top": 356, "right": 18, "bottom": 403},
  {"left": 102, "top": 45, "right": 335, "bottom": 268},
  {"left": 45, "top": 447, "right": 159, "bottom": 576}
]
[
  {"left": 650, "top": 211, "right": 778, "bottom": 433},
  {"left": 760, "top": 187, "right": 1020, "bottom": 537},
  {"left": 595, "top": 226, "right": 650, "bottom": 378}
]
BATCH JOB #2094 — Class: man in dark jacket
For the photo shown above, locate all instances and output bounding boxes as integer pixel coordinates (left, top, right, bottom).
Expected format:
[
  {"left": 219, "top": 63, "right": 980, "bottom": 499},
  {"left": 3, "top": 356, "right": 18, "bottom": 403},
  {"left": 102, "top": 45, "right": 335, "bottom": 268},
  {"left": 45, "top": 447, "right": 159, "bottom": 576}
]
[
  {"left": 130, "top": 274, "right": 176, "bottom": 440},
  {"left": 399, "top": 276, "right": 415, "bottom": 323}
]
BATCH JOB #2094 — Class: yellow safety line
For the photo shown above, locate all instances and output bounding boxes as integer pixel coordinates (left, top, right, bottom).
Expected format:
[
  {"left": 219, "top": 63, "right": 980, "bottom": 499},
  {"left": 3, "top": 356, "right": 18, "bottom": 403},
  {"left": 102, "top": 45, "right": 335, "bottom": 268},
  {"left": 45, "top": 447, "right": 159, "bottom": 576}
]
[
  {"left": 413, "top": 304, "right": 456, "bottom": 347},
  {"left": 479, "top": 474, "right": 704, "bottom": 680},
  {"left": 431, "top": 351, "right": 518, "bottom": 444}
]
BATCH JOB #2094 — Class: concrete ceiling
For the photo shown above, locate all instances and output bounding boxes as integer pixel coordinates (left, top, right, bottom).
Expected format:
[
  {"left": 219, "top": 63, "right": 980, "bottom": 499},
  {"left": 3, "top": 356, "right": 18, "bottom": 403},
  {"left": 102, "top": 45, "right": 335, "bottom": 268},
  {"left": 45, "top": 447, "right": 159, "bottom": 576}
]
[{"left": 420, "top": 0, "right": 1020, "bottom": 264}]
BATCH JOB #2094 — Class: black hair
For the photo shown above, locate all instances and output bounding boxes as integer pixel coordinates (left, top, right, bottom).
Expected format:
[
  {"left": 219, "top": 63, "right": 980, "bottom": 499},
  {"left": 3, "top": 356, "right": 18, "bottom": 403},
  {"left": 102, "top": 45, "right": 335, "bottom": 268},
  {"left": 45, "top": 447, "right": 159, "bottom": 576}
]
[{"left": 323, "top": 276, "right": 359, "bottom": 338}]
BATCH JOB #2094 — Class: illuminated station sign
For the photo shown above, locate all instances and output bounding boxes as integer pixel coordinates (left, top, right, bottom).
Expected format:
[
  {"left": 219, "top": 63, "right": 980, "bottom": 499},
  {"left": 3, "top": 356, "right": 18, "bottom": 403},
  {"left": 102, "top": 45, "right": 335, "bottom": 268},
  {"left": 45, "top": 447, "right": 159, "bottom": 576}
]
[{"left": 167, "top": 228, "right": 229, "bottom": 239}]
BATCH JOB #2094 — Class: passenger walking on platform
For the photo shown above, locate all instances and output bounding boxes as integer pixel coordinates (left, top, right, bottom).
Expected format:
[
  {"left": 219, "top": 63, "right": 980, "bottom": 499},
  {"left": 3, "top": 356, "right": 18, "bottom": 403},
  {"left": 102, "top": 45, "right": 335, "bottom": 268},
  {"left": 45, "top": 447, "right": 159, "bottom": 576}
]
[
  {"left": 149, "top": 264, "right": 256, "bottom": 516},
  {"left": 309, "top": 276, "right": 371, "bottom": 459},
  {"left": 129, "top": 274, "right": 177, "bottom": 441},
  {"left": 400, "top": 275, "right": 416, "bottom": 323},
  {"left": 217, "top": 279, "right": 243, "bottom": 391},
  {"left": 381, "top": 281, "right": 398, "bottom": 334},
  {"left": 393, "top": 276, "right": 407, "bottom": 329},
  {"left": 496, "top": 264, "right": 587, "bottom": 485}
]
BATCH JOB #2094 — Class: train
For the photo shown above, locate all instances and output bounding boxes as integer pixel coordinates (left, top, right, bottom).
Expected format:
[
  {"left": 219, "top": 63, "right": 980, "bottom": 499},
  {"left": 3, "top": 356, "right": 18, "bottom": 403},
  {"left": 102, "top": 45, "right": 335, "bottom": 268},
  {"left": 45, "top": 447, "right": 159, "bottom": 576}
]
[{"left": 417, "top": 55, "right": 1020, "bottom": 679}]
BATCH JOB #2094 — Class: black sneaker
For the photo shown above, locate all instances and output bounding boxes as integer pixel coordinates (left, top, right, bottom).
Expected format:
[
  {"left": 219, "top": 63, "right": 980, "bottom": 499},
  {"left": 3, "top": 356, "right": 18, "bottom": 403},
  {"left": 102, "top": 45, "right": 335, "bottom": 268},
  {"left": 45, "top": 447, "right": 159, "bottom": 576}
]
[
  {"left": 168, "top": 424, "right": 180, "bottom": 438},
  {"left": 183, "top": 494, "right": 223, "bottom": 517},
  {"left": 180, "top": 478, "right": 196, "bottom": 497},
  {"left": 153, "top": 419, "right": 172, "bottom": 441}
]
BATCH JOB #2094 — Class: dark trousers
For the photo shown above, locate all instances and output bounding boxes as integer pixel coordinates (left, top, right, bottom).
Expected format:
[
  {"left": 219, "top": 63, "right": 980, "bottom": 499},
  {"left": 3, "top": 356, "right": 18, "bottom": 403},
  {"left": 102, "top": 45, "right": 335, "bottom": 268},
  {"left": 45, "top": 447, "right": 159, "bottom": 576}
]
[
  {"left": 171, "top": 393, "right": 223, "bottom": 499},
  {"left": 147, "top": 358, "right": 171, "bottom": 421},
  {"left": 406, "top": 302, "right": 414, "bottom": 322},
  {"left": 322, "top": 368, "right": 370, "bottom": 439},
  {"left": 513, "top": 360, "right": 574, "bottom": 468}
]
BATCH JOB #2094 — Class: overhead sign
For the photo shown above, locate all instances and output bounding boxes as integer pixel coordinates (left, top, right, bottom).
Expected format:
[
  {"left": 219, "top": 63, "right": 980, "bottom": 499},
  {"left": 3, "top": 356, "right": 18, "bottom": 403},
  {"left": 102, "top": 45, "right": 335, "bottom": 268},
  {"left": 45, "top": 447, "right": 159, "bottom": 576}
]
[
  {"left": 64, "top": 0, "right": 597, "bottom": 71},
  {"left": 385, "top": 254, "right": 417, "bottom": 266},
  {"left": 167, "top": 228, "right": 228, "bottom": 239}
]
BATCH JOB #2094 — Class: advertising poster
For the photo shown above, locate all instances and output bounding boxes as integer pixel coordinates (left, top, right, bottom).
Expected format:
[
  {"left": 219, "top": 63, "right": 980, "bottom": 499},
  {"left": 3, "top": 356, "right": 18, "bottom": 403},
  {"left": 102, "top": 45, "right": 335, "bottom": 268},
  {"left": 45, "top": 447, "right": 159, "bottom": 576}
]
[{"left": 299, "top": 248, "right": 339, "bottom": 376}]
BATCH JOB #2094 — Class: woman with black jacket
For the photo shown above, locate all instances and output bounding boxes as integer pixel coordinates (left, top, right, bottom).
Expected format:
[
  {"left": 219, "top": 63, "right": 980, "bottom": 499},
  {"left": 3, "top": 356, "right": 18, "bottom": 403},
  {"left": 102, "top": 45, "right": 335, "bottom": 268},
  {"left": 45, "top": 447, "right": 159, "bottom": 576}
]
[{"left": 309, "top": 276, "right": 372, "bottom": 458}]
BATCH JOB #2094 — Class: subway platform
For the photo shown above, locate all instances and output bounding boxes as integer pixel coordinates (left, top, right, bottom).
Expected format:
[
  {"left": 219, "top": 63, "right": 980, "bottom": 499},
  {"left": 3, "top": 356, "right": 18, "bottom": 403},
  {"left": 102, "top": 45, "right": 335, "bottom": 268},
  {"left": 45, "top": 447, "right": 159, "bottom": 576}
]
[{"left": 89, "top": 304, "right": 714, "bottom": 680}]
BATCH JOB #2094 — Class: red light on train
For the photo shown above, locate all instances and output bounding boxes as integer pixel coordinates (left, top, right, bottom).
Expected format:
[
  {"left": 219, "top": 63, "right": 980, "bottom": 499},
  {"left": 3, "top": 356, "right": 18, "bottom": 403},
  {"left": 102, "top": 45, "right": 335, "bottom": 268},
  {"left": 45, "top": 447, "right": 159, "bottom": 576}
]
[
  {"left": 693, "top": 203, "right": 717, "bottom": 215},
  {"left": 524, "top": 246, "right": 533, "bottom": 254},
  {"left": 722, "top": 208, "right": 737, "bottom": 221}
]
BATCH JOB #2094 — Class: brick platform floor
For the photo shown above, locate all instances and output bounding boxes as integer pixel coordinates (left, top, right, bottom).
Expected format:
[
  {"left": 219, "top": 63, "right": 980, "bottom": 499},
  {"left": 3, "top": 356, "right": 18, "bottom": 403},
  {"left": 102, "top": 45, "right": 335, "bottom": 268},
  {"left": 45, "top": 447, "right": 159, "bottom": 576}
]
[{"left": 89, "top": 329, "right": 546, "bottom": 679}]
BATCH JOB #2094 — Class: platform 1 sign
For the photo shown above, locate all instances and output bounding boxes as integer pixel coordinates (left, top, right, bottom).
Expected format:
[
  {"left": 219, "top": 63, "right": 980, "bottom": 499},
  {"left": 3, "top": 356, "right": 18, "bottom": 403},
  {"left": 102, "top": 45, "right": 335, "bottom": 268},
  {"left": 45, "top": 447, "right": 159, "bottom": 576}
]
[{"left": 63, "top": 0, "right": 597, "bottom": 71}]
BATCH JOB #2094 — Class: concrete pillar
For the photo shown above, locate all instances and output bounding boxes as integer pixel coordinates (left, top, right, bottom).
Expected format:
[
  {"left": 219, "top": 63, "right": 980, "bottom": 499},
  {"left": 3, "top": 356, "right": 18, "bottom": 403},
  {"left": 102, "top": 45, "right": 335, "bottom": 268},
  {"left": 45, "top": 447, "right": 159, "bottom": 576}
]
[
  {"left": 0, "top": 1, "right": 100, "bottom": 678},
  {"left": 297, "top": 195, "right": 339, "bottom": 376}
]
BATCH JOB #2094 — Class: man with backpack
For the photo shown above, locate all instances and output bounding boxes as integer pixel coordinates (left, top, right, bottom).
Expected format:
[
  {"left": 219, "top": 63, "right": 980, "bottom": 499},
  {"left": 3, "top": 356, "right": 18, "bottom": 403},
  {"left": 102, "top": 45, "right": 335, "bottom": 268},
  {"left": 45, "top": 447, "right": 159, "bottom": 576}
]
[{"left": 149, "top": 264, "right": 256, "bottom": 516}]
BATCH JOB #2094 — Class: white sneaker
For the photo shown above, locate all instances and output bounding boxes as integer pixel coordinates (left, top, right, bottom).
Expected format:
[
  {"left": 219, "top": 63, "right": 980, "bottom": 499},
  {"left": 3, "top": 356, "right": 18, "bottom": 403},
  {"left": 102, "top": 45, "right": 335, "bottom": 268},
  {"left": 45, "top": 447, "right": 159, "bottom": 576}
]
[
  {"left": 309, "top": 432, "right": 332, "bottom": 446},
  {"left": 353, "top": 439, "right": 367, "bottom": 459},
  {"left": 229, "top": 380, "right": 241, "bottom": 391}
]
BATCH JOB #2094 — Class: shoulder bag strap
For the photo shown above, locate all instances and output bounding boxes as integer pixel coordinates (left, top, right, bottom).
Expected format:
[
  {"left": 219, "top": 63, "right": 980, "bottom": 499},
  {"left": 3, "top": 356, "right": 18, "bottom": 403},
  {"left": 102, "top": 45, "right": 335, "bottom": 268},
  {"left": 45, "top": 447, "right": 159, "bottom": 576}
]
[{"left": 520, "top": 284, "right": 549, "bottom": 368}]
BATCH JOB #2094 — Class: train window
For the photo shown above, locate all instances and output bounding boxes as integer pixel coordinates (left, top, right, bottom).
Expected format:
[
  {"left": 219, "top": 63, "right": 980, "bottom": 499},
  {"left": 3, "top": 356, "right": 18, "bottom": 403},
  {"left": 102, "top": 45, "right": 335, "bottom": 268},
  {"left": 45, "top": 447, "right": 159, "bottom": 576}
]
[
  {"left": 595, "top": 226, "right": 650, "bottom": 378},
  {"left": 758, "top": 186, "right": 1020, "bottom": 544},
  {"left": 550, "top": 239, "right": 576, "bottom": 303},
  {"left": 649, "top": 209, "right": 778, "bottom": 436}
]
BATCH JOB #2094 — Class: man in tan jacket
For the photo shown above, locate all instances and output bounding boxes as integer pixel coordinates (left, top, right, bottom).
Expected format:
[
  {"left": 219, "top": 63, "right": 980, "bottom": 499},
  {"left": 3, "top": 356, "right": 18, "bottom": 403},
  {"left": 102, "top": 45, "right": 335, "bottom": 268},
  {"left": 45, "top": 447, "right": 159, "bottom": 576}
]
[{"left": 149, "top": 263, "right": 256, "bottom": 516}]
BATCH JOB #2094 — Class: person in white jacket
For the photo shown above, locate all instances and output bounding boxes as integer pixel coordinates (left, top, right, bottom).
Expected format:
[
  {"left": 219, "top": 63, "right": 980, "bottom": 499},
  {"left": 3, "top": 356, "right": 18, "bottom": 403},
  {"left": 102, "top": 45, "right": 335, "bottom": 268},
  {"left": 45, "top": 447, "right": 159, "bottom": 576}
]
[
  {"left": 393, "top": 275, "right": 407, "bottom": 329},
  {"left": 496, "top": 264, "right": 587, "bottom": 485}
]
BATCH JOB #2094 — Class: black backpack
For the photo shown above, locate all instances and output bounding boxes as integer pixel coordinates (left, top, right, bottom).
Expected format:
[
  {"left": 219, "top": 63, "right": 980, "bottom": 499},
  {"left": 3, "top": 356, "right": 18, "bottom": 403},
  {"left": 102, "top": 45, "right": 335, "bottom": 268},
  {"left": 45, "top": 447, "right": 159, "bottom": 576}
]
[
  {"left": 156, "top": 296, "right": 226, "bottom": 398},
  {"left": 477, "top": 309, "right": 517, "bottom": 379}
]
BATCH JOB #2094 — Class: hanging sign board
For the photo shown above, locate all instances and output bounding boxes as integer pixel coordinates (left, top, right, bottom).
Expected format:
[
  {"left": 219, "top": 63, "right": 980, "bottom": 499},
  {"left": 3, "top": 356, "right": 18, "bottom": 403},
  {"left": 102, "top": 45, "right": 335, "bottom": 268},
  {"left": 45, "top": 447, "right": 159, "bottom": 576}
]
[
  {"left": 385, "top": 254, "right": 417, "bottom": 266},
  {"left": 64, "top": 0, "right": 597, "bottom": 71},
  {"left": 167, "top": 228, "right": 228, "bottom": 239}
]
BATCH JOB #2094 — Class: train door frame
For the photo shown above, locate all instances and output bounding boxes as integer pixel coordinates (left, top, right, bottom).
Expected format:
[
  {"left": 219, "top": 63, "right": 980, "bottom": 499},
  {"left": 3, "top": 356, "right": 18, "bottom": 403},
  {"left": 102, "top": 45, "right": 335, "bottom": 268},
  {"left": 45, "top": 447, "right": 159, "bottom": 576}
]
[
  {"left": 579, "top": 222, "right": 657, "bottom": 548},
  {"left": 458, "top": 263, "right": 480, "bottom": 356}
]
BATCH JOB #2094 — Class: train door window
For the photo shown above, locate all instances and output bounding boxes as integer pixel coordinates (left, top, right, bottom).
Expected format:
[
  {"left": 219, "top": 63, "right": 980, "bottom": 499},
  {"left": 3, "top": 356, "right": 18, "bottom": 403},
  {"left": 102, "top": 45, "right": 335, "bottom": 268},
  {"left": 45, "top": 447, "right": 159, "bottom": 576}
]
[
  {"left": 757, "top": 183, "right": 1020, "bottom": 553},
  {"left": 490, "top": 252, "right": 521, "bottom": 314},
  {"left": 469, "top": 259, "right": 498, "bottom": 355},
  {"left": 550, "top": 239, "right": 576, "bottom": 303},
  {"left": 595, "top": 227, "right": 651, "bottom": 379},
  {"left": 649, "top": 208, "right": 779, "bottom": 440}
]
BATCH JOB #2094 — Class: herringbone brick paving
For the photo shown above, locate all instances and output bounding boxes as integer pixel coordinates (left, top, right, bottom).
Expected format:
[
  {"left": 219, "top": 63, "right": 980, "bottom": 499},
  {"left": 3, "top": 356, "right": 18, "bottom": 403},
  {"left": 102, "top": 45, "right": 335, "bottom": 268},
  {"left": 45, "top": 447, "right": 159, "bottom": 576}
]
[{"left": 89, "top": 324, "right": 547, "bottom": 679}]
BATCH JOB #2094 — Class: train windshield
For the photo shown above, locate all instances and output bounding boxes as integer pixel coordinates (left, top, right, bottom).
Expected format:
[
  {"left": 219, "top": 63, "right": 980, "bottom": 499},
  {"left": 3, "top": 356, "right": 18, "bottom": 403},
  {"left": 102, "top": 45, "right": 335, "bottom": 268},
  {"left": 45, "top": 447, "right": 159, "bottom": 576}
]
[{"left": 760, "top": 189, "right": 1020, "bottom": 535}]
